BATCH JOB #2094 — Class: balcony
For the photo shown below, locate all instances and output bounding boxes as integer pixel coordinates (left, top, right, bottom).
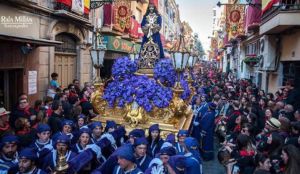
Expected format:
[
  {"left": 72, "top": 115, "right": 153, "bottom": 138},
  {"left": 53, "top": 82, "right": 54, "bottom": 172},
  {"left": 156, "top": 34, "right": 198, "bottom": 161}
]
[{"left": 260, "top": 0, "right": 300, "bottom": 35}]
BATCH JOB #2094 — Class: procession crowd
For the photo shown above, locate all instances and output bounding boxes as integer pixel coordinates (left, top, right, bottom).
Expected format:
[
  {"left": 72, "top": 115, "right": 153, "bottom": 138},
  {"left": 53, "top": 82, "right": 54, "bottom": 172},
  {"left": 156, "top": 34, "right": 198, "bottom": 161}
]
[{"left": 0, "top": 63, "right": 300, "bottom": 174}]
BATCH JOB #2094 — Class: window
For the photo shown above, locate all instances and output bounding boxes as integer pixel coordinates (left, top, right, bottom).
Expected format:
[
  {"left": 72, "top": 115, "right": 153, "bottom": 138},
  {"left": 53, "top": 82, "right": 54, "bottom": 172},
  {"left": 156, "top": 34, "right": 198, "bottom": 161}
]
[
  {"left": 245, "top": 40, "right": 260, "bottom": 55},
  {"left": 55, "top": 33, "right": 77, "bottom": 53}
]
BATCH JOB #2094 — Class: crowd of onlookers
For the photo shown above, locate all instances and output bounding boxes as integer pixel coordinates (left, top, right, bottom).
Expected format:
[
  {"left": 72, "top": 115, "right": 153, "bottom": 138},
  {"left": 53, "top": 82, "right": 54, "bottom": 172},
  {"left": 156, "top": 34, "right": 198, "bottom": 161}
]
[
  {"left": 1, "top": 64, "right": 300, "bottom": 174},
  {"left": 193, "top": 66, "right": 300, "bottom": 174}
]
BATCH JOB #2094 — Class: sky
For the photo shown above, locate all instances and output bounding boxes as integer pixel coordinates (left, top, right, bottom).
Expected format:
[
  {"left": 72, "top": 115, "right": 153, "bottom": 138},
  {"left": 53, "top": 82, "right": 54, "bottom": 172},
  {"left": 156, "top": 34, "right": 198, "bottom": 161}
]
[{"left": 176, "top": 0, "right": 219, "bottom": 52}]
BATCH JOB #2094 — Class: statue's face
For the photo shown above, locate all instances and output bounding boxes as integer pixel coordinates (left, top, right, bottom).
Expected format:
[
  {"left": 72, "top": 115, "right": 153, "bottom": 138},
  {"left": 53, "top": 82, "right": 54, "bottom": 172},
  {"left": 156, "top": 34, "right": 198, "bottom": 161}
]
[{"left": 149, "top": 4, "right": 155, "bottom": 13}]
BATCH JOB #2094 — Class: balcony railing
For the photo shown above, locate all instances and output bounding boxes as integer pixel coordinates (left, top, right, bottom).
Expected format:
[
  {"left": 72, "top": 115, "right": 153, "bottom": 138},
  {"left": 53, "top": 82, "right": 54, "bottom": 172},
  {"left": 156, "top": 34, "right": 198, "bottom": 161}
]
[{"left": 262, "top": 0, "right": 300, "bottom": 20}]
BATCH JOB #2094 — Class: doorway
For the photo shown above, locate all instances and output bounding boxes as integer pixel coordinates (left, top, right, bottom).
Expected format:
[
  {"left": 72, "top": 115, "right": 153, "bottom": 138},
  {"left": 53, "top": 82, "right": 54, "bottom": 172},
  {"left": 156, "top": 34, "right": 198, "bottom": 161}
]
[
  {"left": 54, "top": 33, "right": 78, "bottom": 88},
  {"left": 0, "top": 69, "right": 23, "bottom": 110}
]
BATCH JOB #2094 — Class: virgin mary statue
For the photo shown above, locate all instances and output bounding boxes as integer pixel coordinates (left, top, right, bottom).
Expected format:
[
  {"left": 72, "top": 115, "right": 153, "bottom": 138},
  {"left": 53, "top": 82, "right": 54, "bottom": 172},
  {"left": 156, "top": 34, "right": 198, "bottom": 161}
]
[{"left": 138, "top": 2, "right": 165, "bottom": 70}]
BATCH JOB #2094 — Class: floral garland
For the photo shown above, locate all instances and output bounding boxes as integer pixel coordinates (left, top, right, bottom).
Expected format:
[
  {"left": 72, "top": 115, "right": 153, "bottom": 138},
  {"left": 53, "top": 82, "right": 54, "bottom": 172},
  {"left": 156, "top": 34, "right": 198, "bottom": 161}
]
[
  {"left": 111, "top": 56, "right": 138, "bottom": 80},
  {"left": 153, "top": 58, "right": 176, "bottom": 87}
]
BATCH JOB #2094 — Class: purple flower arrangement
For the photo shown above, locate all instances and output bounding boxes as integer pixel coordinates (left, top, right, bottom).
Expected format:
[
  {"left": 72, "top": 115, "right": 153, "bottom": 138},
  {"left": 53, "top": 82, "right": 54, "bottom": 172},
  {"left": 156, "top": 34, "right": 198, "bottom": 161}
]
[
  {"left": 154, "top": 58, "right": 176, "bottom": 87},
  {"left": 104, "top": 57, "right": 173, "bottom": 112},
  {"left": 111, "top": 56, "right": 138, "bottom": 80},
  {"left": 180, "top": 77, "right": 191, "bottom": 100}
]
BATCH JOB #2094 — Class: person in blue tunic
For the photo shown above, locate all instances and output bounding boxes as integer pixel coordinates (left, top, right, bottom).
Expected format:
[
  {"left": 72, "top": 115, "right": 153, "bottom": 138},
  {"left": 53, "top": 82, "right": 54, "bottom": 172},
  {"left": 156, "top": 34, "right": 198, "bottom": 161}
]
[
  {"left": 113, "top": 145, "right": 143, "bottom": 174},
  {"left": 147, "top": 124, "right": 164, "bottom": 158},
  {"left": 0, "top": 135, "right": 19, "bottom": 173},
  {"left": 89, "top": 121, "right": 103, "bottom": 144},
  {"left": 133, "top": 137, "right": 152, "bottom": 172},
  {"left": 29, "top": 124, "right": 53, "bottom": 163},
  {"left": 42, "top": 134, "right": 77, "bottom": 173},
  {"left": 199, "top": 102, "right": 217, "bottom": 161},
  {"left": 184, "top": 137, "right": 202, "bottom": 174},
  {"left": 71, "top": 128, "right": 104, "bottom": 173},
  {"left": 16, "top": 148, "right": 47, "bottom": 174},
  {"left": 105, "top": 120, "right": 117, "bottom": 133},
  {"left": 52, "top": 119, "right": 76, "bottom": 145},
  {"left": 175, "top": 130, "right": 189, "bottom": 154},
  {"left": 191, "top": 94, "right": 209, "bottom": 141}
]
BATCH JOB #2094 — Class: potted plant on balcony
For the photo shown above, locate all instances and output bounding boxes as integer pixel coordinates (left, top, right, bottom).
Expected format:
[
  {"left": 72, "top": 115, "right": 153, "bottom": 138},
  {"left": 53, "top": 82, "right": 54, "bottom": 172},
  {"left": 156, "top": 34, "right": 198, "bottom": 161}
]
[{"left": 243, "top": 54, "right": 260, "bottom": 67}]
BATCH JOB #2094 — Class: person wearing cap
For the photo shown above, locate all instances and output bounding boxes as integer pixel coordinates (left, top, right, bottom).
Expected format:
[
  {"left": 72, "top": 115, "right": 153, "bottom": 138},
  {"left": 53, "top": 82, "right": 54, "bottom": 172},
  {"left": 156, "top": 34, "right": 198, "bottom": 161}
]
[
  {"left": 199, "top": 102, "right": 217, "bottom": 161},
  {"left": 175, "top": 130, "right": 189, "bottom": 154},
  {"left": 184, "top": 137, "right": 202, "bottom": 174},
  {"left": 168, "top": 155, "right": 187, "bottom": 174},
  {"left": 158, "top": 147, "right": 177, "bottom": 174},
  {"left": 16, "top": 148, "right": 46, "bottom": 174},
  {"left": 42, "top": 134, "right": 77, "bottom": 173},
  {"left": 0, "top": 107, "right": 13, "bottom": 138},
  {"left": 147, "top": 124, "right": 164, "bottom": 157},
  {"left": 29, "top": 124, "right": 53, "bottom": 162},
  {"left": 128, "top": 129, "right": 145, "bottom": 145},
  {"left": 113, "top": 145, "right": 143, "bottom": 174},
  {"left": 0, "top": 135, "right": 19, "bottom": 173},
  {"left": 105, "top": 120, "right": 117, "bottom": 133},
  {"left": 72, "top": 128, "right": 91, "bottom": 154},
  {"left": 52, "top": 119, "right": 75, "bottom": 144},
  {"left": 133, "top": 137, "right": 152, "bottom": 172},
  {"left": 76, "top": 114, "right": 88, "bottom": 129},
  {"left": 89, "top": 121, "right": 104, "bottom": 144}
]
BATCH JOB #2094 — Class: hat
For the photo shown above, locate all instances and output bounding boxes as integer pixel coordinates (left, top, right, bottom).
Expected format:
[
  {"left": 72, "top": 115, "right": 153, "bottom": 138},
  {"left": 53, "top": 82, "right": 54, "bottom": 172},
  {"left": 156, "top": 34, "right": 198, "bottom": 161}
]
[
  {"left": 0, "top": 135, "right": 18, "bottom": 148},
  {"left": 169, "top": 155, "right": 186, "bottom": 170},
  {"left": 89, "top": 121, "right": 102, "bottom": 130},
  {"left": 266, "top": 118, "right": 281, "bottom": 130},
  {"left": 159, "top": 147, "right": 176, "bottom": 156},
  {"left": 129, "top": 129, "right": 145, "bottom": 138},
  {"left": 0, "top": 107, "right": 10, "bottom": 116},
  {"left": 105, "top": 120, "right": 117, "bottom": 130},
  {"left": 165, "top": 133, "right": 175, "bottom": 145},
  {"left": 55, "top": 134, "right": 71, "bottom": 145},
  {"left": 184, "top": 137, "right": 199, "bottom": 151},
  {"left": 177, "top": 130, "right": 189, "bottom": 137},
  {"left": 116, "top": 146, "right": 136, "bottom": 162},
  {"left": 134, "top": 137, "right": 148, "bottom": 147},
  {"left": 37, "top": 124, "right": 51, "bottom": 133},
  {"left": 208, "top": 102, "right": 217, "bottom": 110},
  {"left": 79, "top": 128, "right": 91, "bottom": 135},
  {"left": 78, "top": 114, "right": 86, "bottom": 119},
  {"left": 19, "top": 148, "right": 37, "bottom": 161},
  {"left": 62, "top": 120, "right": 73, "bottom": 127},
  {"left": 149, "top": 124, "right": 160, "bottom": 133}
]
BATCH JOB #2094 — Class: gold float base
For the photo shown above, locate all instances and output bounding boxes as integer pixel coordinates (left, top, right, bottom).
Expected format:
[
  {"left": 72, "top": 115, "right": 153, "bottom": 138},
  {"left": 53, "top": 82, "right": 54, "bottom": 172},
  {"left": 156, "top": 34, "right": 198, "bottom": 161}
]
[{"left": 92, "top": 106, "right": 193, "bottom": 137}]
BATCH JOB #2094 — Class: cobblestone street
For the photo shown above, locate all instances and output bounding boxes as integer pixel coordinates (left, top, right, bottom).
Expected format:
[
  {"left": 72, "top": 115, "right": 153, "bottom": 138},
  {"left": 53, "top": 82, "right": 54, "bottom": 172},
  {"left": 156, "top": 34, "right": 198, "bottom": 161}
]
[{"left": 202, "top": 138, "right": 226, "bottom": 174}]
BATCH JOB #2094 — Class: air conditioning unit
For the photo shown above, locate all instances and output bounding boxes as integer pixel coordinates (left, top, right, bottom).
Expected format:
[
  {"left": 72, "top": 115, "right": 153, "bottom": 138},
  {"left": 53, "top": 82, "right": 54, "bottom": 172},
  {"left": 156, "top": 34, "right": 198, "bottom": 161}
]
[{"left": 259, "top": 35, "right": 277, "bottom": 71}]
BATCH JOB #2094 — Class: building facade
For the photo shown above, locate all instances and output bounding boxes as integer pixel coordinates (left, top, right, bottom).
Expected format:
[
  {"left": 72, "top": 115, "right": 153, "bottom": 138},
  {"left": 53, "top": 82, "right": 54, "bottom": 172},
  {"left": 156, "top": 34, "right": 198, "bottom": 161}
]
[{"left": 0, "top": 0, "right": 92, "bottom": 109}]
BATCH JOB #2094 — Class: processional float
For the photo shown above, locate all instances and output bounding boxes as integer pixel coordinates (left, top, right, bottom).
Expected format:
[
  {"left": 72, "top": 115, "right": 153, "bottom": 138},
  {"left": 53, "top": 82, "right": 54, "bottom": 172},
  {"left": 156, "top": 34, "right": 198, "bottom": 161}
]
[{"left": 91, "top": 2, "right": 199, "bottom": 136}]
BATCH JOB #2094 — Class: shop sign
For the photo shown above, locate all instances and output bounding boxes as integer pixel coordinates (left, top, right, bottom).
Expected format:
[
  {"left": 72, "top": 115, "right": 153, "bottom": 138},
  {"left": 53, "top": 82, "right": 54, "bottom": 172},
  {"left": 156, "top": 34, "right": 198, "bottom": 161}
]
[{"left": 103, "top": 36, "right": 141, "bottom": 53}]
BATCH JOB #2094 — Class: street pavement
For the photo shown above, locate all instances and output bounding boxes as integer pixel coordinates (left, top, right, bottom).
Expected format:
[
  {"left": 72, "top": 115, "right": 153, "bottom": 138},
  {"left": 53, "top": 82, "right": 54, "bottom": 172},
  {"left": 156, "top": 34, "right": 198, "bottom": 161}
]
[{"left": 202, "top": 137, "right": 226, "bottom": 174}]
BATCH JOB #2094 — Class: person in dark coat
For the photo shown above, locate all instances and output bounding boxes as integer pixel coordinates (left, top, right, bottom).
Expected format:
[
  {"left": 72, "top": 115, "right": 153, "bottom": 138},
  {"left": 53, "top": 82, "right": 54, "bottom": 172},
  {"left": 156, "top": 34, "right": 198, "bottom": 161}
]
[
  {"left": 175, "top": 130, "right": 189, "bottom": 154},
  {"left": 47, "top": 100, "right": 64, "bottom": 134}
]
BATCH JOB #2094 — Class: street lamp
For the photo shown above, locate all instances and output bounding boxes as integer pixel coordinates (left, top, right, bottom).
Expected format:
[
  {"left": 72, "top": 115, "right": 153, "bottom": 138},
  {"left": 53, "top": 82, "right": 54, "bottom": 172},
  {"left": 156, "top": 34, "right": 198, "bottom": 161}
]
[
  {"left": 90, "top": 33, "right": 107, "bottom": 82},
  {"left": 169, "top": 26, "right": 191, "bottom": 91}
]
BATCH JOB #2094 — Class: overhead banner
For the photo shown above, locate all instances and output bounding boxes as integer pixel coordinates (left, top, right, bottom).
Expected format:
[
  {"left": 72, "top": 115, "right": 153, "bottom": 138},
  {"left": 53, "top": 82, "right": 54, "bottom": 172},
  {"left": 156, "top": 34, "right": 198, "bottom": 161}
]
[
  {"left": 84, "top": 0, "right": 90, "bottom": 15},
  {"left": 71, "top": 0, "right": 84, "bottom": 14},
  {"left": 226, "top": 4, "right": 245, "bottom": 41},
  {"left": 103, "top": 36, "right": 141, "bottom": 53},
  {"left": 112, "top": 0, "right": 131, "bottom": 33}
]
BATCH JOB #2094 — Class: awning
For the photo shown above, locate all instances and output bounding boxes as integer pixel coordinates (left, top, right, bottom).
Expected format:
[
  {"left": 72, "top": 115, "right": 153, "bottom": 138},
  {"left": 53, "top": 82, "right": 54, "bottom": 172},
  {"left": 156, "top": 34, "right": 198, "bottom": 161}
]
[{"left": 0, "top": 33, "right": 62, "bottom": 46}]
